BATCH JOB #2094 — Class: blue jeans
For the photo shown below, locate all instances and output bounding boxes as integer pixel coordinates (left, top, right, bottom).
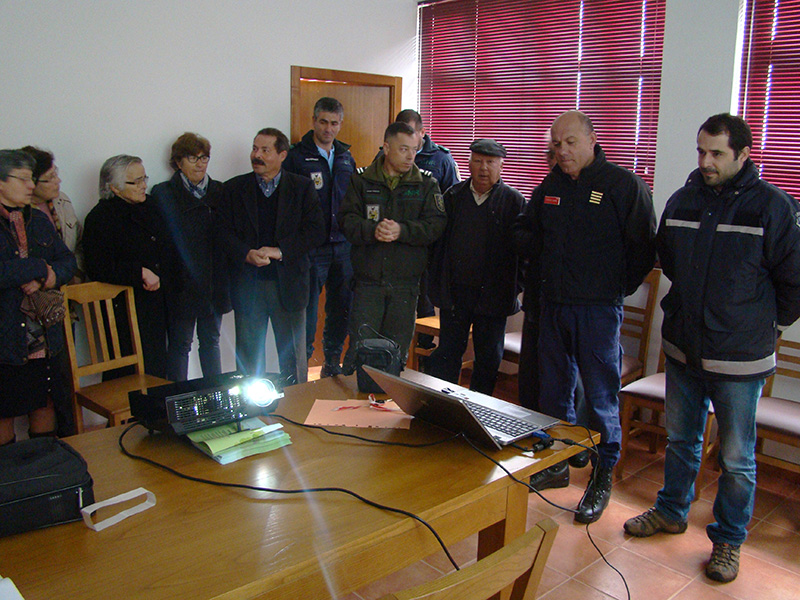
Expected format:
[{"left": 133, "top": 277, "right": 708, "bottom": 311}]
[
  {"left": 656, "top": 360, "right": 763, "bottom": 546},
  {"left": 538, "top": 302, "right": 623, "bottom": 468},
  {"left": 167, "top": 311, "right": 223, "bottom": 381},
  {"left": 306, "top": 242, "right": 353, "bottom": 365}
]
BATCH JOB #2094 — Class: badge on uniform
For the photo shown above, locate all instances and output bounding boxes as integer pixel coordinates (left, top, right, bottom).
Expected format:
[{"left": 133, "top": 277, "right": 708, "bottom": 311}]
[
  {"left": 589, "top": 190, "right": 603, "bottom": 205},
  {"left": 434, "top": 193, "right": 445, "bottom": 213},
  {"left": 544, "top": 196, "right": 560, "bottom": 206},
  {"left": 366, "top": 204, "right": 381, "bottom": 222},
  {"left": 311, "top": 171, "right": 324, "bottom": 190}
]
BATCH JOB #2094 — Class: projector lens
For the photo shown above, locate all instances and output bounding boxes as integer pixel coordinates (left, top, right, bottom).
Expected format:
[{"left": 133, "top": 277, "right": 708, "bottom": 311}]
[{"left": 244, "top": 379, "right": 278, "bottom": 408}]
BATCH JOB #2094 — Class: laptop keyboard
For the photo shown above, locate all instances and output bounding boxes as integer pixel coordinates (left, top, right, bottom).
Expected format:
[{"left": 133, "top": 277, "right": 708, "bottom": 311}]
[{"left": 464, "top": 400, "right": 538, "bottom": 438}]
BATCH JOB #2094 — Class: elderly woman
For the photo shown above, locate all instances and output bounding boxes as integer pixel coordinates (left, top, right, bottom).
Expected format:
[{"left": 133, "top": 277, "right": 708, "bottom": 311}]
[
  {"left": 21, "top": 146, "right": 84, "bottom": 281},
  {"left": 151, "top": 133, "right": 230, "bottom": 381},
  {"left": 0, "top": 149, "right": 76, "bottom": 446},
  {"left": 83, "top": 155, "right": 172, "bottom": 379}
]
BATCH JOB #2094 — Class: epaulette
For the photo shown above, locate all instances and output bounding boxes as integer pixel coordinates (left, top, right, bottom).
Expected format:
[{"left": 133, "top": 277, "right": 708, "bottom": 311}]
[
  {"left": 420, "top": 169, "right": 434, "bottom": 178},
  {"left": 357, "top": 167, "right": 367, "bottom": 174},
  {"left": 438, "top": 145, "right": 452, "bottom": 154}
]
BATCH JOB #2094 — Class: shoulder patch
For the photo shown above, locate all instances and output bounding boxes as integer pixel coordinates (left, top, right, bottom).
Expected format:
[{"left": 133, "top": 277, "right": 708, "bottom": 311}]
[
  {"left": 434, "top": 193, "right": 445, "bottom": 213},
  {"left": 420, "top": 169, "right": 433, "bottom": 178}
]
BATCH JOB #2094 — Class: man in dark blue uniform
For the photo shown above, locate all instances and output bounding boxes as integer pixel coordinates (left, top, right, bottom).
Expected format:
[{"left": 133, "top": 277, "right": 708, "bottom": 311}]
[{"left": 284, "top": 98, "right": 356, "bottom": 376}]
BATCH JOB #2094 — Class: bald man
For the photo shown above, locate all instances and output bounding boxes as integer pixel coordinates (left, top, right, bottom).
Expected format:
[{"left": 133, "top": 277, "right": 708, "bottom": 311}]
[{"left": 512, "top": 110, "right": 656, "bottom": 523}]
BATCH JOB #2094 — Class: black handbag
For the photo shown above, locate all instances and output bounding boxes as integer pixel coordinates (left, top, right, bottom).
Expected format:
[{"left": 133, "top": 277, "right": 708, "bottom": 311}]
[
  {"left": 355, "top": 325, "right": 403, "bottom": 394},
  {"left": 20, "top": 289, "right": 66, "bottom": 328},
  {"left": 0, "top": 438, "right": 94, "bottom": 537}
]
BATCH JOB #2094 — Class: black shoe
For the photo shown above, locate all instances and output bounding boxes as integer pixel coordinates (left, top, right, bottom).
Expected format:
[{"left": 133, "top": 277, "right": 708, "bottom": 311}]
[
  {"left": 575, "top": 464, "right": 613, "bottom": 523},
  {"left": 529, "top": 460, "right": 569, "bottom": 492},
  {"left": 320, "top": 363, "right": 343, "bottom": 378},
  {"left": 568, "top": 449, "right": 590, "bottom": 468}
]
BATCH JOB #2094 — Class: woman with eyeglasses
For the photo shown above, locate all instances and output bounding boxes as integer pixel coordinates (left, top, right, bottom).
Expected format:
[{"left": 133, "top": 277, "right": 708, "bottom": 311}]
[
  {"left": 20, "top": 146, "right": 84, "bottom": 283},
  {"left": 0, "top": 149, "right": 76, "bottom": 446},
  {"left": 83, "top": 155, "right": 173, "bottom": 379},
  {"left": 150, "top": 133, "right": 231, "bottom": 381}
]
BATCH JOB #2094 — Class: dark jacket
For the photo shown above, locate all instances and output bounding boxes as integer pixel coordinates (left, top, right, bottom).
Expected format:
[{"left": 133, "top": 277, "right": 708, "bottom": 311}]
[
  {"left": 512, "top": 144, "right": 656, "bottom": 310},
  {"left": 338, "top": 157, "right": 446, "bottom": 285},
  {"left": 658, "top": 161, "right": 800, "bottom": 380},
  {"left": 83, "top": 194, "right": 175, "bottom": 377},
  {"left": 375, "top": 135, "right": 460, "bottom": 193},
  {"left": 220, "top": 171, "right": 326, "bottom": 313},
  {"left": 283, "top": 131, "right": 356, "bottom": 245},
  {"left": 150, "top": 173, "right": 231, "bottom": 318},
  {"left": 429, "top": 179, "right": 524, "bottom": 316},
  {"left": 1, "top": 207, "right": 76, "bottom": 365}
]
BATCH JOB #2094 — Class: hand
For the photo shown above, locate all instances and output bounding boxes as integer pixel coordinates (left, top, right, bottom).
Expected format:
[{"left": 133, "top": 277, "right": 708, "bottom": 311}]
[
  {"left": 246, "top": 248, "right": 271, "bottom": 267},
  {"left": 375, "top": 219, "right": 401, "bottom": 243},
  {"left": 21, "top": 279, "right": 42, "bottom": 295},
  {"left": 142, "top": 267, "right": 161, "bottom": 292},
  {"left": 43, "top": 264, "right": 57, "bottom": 290},
  {"left": 263, "top": 246, "right": 283, "bottom": 261}
]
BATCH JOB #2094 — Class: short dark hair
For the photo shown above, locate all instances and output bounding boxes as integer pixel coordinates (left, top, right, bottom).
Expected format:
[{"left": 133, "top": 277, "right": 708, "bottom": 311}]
[
  {"left": 19, "top": 146, "right": 55, "bottom": 182},
  {"left": 384, "top": 121, "right": 416, "bottom": 142},
  {"left": 0, "top": 149, "right": 36, "bottom": 181},
  {"left": 314, "top": 97, "right": 344, "bottom": 119},
  {"left": 170, "top": 132, "right": 211, "bottom": 170},
  {"left": 395, "top": 109, "right": 423, "bottom": 130},
  {"left": 256, "top": 128, "right": 290, "bottom": 154},
  {"left": 698, "top": 113, "right": 753, "bottom": 158}
]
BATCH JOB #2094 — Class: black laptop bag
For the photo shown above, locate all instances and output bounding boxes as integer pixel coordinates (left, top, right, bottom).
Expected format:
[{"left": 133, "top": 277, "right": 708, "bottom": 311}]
[{"left": 0, "top": 437, "right": 94, "bottom": 537}]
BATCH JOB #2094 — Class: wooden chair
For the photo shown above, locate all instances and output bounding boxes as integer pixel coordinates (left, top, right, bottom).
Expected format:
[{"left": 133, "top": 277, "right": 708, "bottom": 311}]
[
  {"left": 377, "top": 518, "right": 558, "bottom": 600},
  {"left": 408, "top": 315, "right": 474, "bottom": 385},
  {"left": 501, "top": 268, "right": 660, "bottom": 386},
  {"left": 616, "top": 351, "right": 718, "bottom": 496},
  {"left": 62, "top": 282, "right": 170, "bottom": 432},
  {"left": 619, "top": 267, "right": 661, "bottom": 386},
  {"left": 755, "top": 338, "right": 800, "bottom": 475}
]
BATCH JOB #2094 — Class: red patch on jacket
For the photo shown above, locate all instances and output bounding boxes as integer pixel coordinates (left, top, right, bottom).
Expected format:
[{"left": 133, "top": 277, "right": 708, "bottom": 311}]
[{"left": 544, "top": 196, "right": 561, "bottom": 206}]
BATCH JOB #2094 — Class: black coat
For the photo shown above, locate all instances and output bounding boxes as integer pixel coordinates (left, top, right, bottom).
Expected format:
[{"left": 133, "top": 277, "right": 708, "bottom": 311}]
[
  {"left": 83, "top": 195, "right": 175, "bottom": 377},
  {"left": 150, "top": 173, "right": 231, "bottom": 319},
  {"left": 429, "top": 179, "right": 524, "bottom": 317},
  {"left": 220, "top": 171, "right": 325, "bottom": 313}
]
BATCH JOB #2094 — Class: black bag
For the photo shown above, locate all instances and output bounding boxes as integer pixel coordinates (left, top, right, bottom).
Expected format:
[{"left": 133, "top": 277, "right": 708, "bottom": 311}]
[
  {"left": 355, "top": 335, "right": 403, "bottom": 394},
  {"left": 0, "top": 437, "right": 94, "bottom": 538}
]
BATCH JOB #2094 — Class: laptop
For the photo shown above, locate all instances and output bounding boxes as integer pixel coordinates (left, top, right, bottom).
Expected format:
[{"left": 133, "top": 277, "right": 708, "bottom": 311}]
[{"left": 362, "top": 366, "right": 560, "bottom": 450}]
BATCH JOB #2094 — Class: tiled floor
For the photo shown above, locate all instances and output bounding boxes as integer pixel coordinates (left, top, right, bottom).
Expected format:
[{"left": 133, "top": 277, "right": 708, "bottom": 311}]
[{"left": 341, "top": 372, "right": 800, "bottom": 600}]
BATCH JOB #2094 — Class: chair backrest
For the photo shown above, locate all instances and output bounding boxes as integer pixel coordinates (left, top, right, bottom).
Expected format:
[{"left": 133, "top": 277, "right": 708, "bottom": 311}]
[
  {"left": 762, "top": 338, "right": 800, "bottom": 396},
  {"left": 61, "top": 282, "right": 145, "bottom": 387},
  {"left": 621, "top": 268, "right": 661, "bottom": 369},
  {"left": 377, "top": 518, "right": 558, "bottom": 600}
]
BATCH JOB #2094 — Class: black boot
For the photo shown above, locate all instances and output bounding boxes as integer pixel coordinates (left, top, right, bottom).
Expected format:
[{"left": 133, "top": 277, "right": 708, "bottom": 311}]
[
  {"left": 529, "top": 460, "right": 569, "bottom": 492},
  {"left": 568, "top": 449, "right": 590, "bottom": 468},
  {"left": 575, "top": 464, "right": 613, "bottom": 523}
]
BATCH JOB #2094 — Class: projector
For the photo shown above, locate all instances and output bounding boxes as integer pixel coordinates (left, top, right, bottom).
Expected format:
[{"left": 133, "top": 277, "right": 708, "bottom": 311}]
[{"left": 129, "top": 372, "right": 283, "bottom": 435}]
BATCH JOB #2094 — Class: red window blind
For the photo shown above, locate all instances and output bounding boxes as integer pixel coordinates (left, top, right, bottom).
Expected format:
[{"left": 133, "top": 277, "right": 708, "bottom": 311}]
[
  {"left": 418, "top": 0, "right": 666, "bottom": 196},
  {"left": 739, "top": 0, "right": 800, "bottom": 200}
]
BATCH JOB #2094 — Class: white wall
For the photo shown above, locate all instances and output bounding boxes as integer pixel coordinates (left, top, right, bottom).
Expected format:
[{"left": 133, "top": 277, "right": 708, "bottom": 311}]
[{"left": 0, "top": 0, "right": 419, "bottom": 376}]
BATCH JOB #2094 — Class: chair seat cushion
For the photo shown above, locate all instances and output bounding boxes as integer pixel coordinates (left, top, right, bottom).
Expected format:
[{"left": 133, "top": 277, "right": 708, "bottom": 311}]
[
  {"left": 78, "top": 374, "right": 171, "bottom": 416},
  {"left": 503, "top": 331, "right": 522, "bottom": 355},
  {"left": 756, "top": 395, "right": 800, "bottom": 438},
  {"left": 620, "top": 372, "right": 666, "bottom": 402}
]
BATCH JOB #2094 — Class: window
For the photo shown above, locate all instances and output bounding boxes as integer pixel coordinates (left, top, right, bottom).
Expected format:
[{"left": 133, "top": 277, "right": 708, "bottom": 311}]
[
  {"left": 418, "top": 0, "right": 666, "bottom": 196},
  {"left": 738, "top": 0, "right": 800, "bottom": 200}
]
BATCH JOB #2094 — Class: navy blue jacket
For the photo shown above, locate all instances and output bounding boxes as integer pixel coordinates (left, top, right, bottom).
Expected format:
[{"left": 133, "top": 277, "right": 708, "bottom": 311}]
[
  {"left": 658, "top": 161, "right": 800, "bottom": 379},
  {"left": 429, "top": 179, "right": 524, "bottom": 316},
  {"left": 1, "top": 207, "right": 76, "bottom": 365},
  {"left": 512, "top": 144, "right": 656, "bottom": 310},
  {"left": 284, "top": 131, "right": 356, "bottom": 245}
]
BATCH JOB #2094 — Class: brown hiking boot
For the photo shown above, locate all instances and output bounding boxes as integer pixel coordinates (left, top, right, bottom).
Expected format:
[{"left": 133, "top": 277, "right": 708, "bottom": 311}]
[
  {"left": 706, "top": 542, "right": 740, "bottom": 582},
  {"left": 624, "top": 507, "right": 688, "bottom": 537}
]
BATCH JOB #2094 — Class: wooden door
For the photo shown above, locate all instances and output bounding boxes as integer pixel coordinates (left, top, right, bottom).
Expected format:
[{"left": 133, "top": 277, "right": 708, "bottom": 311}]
[{"left": 291, "top": 66, "right": 402, "bottom": 369}]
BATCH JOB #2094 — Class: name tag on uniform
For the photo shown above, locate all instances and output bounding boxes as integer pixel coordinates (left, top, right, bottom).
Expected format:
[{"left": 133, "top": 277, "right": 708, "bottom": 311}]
[{"left": 544, "top": 196, "right": 561, "bottom": 206}]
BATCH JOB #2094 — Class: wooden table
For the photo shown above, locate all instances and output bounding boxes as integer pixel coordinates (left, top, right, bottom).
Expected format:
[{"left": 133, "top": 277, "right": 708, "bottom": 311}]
[{"left": 0, "top": 374, "right": 595, "bottom": 600}]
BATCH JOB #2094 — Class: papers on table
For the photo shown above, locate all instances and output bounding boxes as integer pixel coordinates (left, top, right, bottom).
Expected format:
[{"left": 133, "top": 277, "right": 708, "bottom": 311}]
[{"left": 186, "top": 418, "right": 291, "bottom": 464}]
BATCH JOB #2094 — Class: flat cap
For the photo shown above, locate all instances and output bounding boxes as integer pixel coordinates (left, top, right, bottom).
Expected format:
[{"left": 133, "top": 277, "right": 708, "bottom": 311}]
[{"left": 469, "top": 139, "right": 507, "bottom": 157}]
